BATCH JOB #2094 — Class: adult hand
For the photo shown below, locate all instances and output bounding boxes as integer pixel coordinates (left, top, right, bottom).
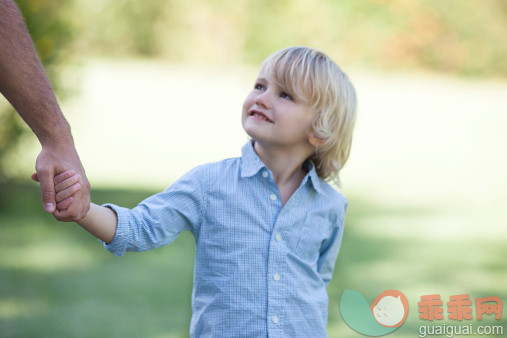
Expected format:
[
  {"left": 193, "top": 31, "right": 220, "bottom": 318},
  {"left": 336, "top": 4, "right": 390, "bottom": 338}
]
[{"left": 32, "top": 143, "right": 90, "bottom": 221}]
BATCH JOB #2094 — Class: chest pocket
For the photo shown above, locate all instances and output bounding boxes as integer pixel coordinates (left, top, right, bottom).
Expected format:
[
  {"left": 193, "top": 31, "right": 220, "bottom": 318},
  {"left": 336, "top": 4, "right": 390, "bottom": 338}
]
[{"left": 286, "top": 212, "right": 326, "bottom": 263}]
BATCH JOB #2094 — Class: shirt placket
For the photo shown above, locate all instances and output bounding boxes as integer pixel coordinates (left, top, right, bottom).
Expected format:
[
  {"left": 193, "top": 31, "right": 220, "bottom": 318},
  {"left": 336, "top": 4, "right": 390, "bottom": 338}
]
[
  {"left": 259, "top": 169, "right": 281, "bottom": 337},
  {"left": 263, "top": 169, "right": 306, "bottom": 338}
]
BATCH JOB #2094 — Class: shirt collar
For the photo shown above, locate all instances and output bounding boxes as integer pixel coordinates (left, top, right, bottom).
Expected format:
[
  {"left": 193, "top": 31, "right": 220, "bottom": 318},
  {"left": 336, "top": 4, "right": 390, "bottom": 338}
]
[
  {"left": 240, "top": 140, "right": 325, "bottom": 196},
  {"left": 240, "top": 140, "right": 266, "bottom": 178},
  {"left": 302, "top": 158, "right": 325, "bottom": 196}
]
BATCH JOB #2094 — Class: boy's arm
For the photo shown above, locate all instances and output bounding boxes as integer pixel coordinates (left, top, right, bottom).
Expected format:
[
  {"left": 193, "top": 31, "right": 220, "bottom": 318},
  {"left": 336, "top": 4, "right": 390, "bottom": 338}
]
[
  {"left": 51, "top": 166, "right": 205, "bottom": 256},
  {"left": 77, "top": 203, "right": 117, "bottom": 244},
  {"left": 317, "top": 223, "right": 344, "bottom": 286},
  {"left": 317, "top": 202, "right": 347, "bottom": 286},
  {"left": 50, "top": 170, "right": 117, "bottom": 243}
]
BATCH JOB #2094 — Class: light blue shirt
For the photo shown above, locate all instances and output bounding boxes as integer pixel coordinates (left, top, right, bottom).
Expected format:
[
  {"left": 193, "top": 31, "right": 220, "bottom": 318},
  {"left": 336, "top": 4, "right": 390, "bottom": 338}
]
[{"left": 103, "top": 141, "right": 347, "bottom": 337}]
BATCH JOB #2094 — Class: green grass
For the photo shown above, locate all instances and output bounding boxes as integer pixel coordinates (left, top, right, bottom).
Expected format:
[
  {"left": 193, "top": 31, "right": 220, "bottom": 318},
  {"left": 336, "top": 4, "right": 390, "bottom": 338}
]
[
  {"left": 1, "top": 181, "right": 505, "bottom": 337},
  {"left": 0, "top": 182, "right": 193, "bottom": 337}
]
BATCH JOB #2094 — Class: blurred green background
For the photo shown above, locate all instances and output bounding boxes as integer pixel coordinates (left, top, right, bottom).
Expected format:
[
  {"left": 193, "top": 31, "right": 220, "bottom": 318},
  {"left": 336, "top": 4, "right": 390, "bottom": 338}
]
[{"left": 1, "top": 0, "right": 506, "bottom": 337}]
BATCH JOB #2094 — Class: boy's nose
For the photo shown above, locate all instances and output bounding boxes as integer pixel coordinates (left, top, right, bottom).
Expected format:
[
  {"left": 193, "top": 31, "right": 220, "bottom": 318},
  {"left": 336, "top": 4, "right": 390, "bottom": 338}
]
[{"left": 254, "top": 92, "right": 270, "bottom": 109}]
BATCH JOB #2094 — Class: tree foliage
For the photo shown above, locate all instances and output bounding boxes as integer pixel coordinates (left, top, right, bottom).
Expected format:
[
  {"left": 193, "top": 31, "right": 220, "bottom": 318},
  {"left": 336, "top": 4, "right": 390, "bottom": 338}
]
[{"left": 76, "top": 0, "right": 507, "bottom": 77}]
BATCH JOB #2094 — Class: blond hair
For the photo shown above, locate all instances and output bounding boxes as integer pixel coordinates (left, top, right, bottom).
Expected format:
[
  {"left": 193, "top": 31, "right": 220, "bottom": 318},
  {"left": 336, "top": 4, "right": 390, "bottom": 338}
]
[{"left": 261, "top": 46, "right": 357, "bottom": 187}]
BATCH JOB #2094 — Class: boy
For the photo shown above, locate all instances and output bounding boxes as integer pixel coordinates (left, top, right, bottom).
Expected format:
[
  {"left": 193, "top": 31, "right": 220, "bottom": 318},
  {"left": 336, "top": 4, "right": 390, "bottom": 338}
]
[{"left": 43, "top": 46, "right": 357, "bottom": 337}]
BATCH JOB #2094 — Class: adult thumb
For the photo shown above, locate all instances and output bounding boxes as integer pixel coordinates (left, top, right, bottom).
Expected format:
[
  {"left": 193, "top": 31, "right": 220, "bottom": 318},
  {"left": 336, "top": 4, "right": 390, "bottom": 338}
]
[{"left": 38, "top": 169, "right": 56, "bottom": 213}]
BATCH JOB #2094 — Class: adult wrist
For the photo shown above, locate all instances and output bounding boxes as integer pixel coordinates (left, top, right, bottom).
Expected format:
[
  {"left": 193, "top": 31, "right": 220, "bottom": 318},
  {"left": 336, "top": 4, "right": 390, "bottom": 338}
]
[{"left": 38, "top": 119, "right": 74, "bottom": 148}]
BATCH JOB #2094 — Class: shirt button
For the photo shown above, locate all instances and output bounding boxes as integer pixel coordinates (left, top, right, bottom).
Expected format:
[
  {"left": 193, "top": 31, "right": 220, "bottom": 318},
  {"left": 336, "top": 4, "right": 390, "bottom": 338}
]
[
  {"left": 273, "top": 273, "right": 280, "bottom": 281},
  {"left": 262, "top": 171, "right": 268, "bottom": 178},
  {"left": 272, "top": 315, "right": 279, "bottom": 324},
  {"left": 270, "top": 194, "right": 277, "bottom": 201},
  {"left": 275, "top": 233, "right": 282, "bottom": 242}
]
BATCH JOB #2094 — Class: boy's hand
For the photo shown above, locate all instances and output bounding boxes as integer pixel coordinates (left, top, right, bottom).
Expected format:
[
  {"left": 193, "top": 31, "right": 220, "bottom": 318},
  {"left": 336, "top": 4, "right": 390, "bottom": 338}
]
[
  {"left": 32, "top": 170, "right": 116, "bottom": 242},
  {"left": 31, "top": 170, "right": 85, "bottom": 220}
]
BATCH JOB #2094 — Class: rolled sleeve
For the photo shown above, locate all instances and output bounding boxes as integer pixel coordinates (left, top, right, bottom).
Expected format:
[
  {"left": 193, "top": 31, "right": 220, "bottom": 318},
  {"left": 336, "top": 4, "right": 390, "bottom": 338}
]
[{"left": 101, "top": 204, "right": 132, "bottom": 257}]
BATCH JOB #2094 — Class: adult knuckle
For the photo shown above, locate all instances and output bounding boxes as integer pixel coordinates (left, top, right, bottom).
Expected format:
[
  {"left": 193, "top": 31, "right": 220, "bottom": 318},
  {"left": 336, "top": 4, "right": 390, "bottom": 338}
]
[
  {"left": 42, "top": 191, "right": 55, "bottom": 200},
  {"left": 36, "top": 165, "right": 50, "bottom": 174}
]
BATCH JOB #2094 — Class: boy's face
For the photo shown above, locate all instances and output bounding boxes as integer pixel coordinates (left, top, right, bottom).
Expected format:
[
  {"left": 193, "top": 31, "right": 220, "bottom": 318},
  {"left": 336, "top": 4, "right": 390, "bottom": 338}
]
[{"left": 242, "top": 68, "right": 318, "bottom": 152}]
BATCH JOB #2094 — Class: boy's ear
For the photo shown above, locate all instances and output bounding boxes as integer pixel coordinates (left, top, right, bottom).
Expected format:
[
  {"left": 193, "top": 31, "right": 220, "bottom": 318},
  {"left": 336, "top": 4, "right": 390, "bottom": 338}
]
[{"left": 308, "top": 135, "right": 325, "bottom": 146}]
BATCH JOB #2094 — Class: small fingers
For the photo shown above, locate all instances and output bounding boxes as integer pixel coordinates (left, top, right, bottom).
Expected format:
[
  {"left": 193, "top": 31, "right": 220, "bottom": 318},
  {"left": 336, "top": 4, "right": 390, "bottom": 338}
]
[
  {"left": 52, "top": 208, "right": 74, "bottom": 222},
  {"left": 56, "top": 196, "right": 74, "bottom": 210},
  {"left": 53, "top": 197, "right": 90, "bottom": 222},
  {"left": 54, "top": 170, "right": 76, "bottom": 185},
  {"left": 53, "top": 204, "right": 85, "bottom": 222},
  {"left": 55, "top": 183, "right": 82, "bottom": 203},
  {"left": 55, "top": 174, "right": 81, "bottom": 193}
]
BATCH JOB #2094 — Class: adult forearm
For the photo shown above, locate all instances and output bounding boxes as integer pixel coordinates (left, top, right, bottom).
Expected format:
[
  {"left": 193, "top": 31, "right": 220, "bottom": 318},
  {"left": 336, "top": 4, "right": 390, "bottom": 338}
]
[{"left": 0, "top": 0, "right": 72, "bottom": 146}]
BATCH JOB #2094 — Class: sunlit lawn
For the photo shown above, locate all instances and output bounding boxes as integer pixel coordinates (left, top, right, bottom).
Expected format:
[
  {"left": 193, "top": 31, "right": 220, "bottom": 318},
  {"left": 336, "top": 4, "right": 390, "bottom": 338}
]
[
  {"left": 0, "top": 183, "right": 194, "bottom": 338},
  {"left": 1, "top": 182, "right": 505, "bottom": 337}
]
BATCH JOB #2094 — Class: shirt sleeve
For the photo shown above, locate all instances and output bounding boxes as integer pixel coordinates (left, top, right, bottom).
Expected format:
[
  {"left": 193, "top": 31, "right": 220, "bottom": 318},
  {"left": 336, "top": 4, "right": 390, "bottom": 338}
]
[
  {"left": 316, "top": 199, "right": 347, "bottom": 286},
  {"left": 101, "top": 165, "right": 205, "bottom": 257}
]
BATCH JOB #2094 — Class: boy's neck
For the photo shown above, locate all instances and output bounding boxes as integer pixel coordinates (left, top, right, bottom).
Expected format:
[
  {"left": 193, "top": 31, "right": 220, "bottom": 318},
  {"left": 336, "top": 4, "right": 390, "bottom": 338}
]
[{"left": 252, "top": 140, "right": 313, "bottom": 189}]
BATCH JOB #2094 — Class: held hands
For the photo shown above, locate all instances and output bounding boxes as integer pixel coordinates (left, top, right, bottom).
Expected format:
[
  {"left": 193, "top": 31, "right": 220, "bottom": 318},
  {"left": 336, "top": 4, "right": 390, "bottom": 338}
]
[
  {"left": 33, "top": 169, "right": 118, "bottom": 242},
  {"left": 31, "top": 144, "right": 90, "bottom": 221},
  {"left": 32, "top": 170, "right": 87, "bottom": 221}
]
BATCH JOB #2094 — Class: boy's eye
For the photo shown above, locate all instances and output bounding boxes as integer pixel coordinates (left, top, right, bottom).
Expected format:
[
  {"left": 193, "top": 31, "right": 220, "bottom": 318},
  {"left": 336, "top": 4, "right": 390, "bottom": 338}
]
[
  {"left": 280, "top": 92, "right": 293, "bottom": 100},
  {"left": 254, "top": 83, "right": 265, "bottom": 90}
]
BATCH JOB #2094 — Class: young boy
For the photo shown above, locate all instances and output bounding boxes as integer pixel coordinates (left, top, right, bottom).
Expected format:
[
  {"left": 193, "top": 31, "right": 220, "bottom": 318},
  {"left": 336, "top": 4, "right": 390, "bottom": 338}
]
[{"left": 45, "top": 46, "right": 357, "bottom": 337}]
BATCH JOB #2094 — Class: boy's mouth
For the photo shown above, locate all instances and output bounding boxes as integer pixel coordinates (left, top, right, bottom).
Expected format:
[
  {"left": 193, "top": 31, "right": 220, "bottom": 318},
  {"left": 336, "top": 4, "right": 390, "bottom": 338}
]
[{"left": 249, "top": 110, "right": 273, "bottom": 123}]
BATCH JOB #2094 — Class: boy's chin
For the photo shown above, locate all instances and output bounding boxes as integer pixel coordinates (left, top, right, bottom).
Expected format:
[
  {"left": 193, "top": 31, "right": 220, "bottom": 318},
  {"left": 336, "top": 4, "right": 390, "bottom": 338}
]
[
  {"left": 242, "top": 121, "right": 270, "bottom": 137},
  {"left": 242, "top": 127, "right": 268, "bottom": 144},
  {"left": 242, "top": 124, "right": 256, "bottom": 139}
]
